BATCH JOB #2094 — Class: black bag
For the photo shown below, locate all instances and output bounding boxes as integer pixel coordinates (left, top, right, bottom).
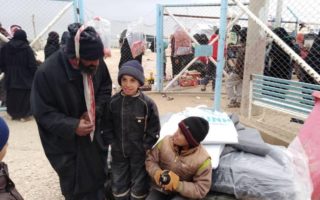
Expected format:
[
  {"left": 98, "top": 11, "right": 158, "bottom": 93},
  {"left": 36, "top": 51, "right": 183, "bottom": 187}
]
[{"left": 0, "top": 162, "right": 24, "bottom": 200}]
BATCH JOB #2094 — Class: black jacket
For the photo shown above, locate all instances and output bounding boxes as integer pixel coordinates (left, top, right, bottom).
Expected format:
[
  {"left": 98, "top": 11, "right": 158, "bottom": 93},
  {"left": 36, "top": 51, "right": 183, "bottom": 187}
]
[
  {"left": 103, "top": 91, "right": 160, "bottom": 156},
  {"left": 0, "top": 162, "right": 24, "bottom": 200},
  {"left": 31, "top": 49, "right": 112, "bottom": 196},
  {"left": 44, "top": 43, "right": 60, "bottom": 60},
  {"left": 0, "top": 39, "right": 37, "bottom": 89}
]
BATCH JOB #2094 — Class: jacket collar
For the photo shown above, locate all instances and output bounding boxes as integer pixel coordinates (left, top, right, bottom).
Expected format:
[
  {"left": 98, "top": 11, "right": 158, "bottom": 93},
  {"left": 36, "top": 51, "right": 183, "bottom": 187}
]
[
  {"left": 169, "top": 136, "right": 198, "bottom": 156},
  {"left": 120, "top": 90, "right": 141, "bottom": 97}
]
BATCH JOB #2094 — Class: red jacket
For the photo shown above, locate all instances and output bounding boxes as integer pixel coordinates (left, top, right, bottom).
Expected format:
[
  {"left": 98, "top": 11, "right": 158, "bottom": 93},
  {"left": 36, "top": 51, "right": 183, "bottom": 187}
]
[{"left": 210, "top": 34, "right": 219, "bottom": 60}]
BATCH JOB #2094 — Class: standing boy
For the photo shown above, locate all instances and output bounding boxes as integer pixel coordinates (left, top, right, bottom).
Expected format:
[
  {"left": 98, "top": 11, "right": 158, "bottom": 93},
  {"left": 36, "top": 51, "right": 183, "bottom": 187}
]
[
  {"left": 145, "top": 117, "right": 212, "bottom": 200},
  {"left": 103, "top": 60, "right": 161, "bottom": 200}
]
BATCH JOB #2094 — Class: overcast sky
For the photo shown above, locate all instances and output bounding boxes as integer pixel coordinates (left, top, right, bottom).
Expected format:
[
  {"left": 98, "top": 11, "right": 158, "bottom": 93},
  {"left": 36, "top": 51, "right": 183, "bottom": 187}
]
[
  {"left": 1, "top": 0, "right": 319, "bottom": 43},
  {"left": 83, "top": 0, "right": 217, "bottom": 22}
]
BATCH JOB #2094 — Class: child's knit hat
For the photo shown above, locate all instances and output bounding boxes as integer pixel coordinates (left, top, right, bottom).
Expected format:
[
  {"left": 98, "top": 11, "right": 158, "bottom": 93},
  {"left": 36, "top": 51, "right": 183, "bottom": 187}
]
[
  {"left": 118, "top": 60, "right": 145, "bottom": 86},
  {"left": 178, "top": 116, "right": 209, "bottom": 148},
  {"left": 0, "top": 117, "right": 9, "bottom": 151}
]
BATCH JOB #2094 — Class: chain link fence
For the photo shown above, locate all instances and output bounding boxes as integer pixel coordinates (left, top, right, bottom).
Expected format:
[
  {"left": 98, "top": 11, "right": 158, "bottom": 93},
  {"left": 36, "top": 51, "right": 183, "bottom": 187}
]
[
  {"left": 1, "top": 0, "right": 320, "bottom": 140},
  {"left": 0, "top": 0, "right": 74, "bottom": 52},
  {"left": 155, "top": 1, "right": 320, "bottom": 142},
  {"left": 230, "top": 0, "right": 320, "bottom": 142},
  {"left": 159, "top": 3, "right": 248, "bottom": 94}
]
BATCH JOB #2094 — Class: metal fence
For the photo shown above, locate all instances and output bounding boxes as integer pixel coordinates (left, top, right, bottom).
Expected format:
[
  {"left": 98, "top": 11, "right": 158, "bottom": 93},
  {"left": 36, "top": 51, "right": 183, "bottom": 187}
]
[
  {"left": 155, "top": 2, "right": 250, "bottom": 111},
  {"left": 154, "top": 0, "right": 320, "bottom": 136},
  {"left": 231, "top": 0, "right": 320, "bottom": 139},
  {"left": 2, "top": 0, "right": 320, "bottom": 135},
  {"left": 0, "top": 0, "right": 77, "bottom": 51}
]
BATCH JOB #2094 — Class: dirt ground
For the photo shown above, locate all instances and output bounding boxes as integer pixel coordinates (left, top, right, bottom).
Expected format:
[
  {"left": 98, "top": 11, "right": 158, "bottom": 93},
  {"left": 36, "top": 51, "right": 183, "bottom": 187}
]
[{"left": 0, "top": 48, "right": 300, "bottom": 199}]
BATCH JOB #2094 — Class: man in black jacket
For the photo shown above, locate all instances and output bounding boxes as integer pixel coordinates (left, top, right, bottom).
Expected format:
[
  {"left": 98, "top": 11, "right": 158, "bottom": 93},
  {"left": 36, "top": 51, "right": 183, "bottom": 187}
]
[{"left": 31, "top": 23, "right": 112, "bottom": 200}]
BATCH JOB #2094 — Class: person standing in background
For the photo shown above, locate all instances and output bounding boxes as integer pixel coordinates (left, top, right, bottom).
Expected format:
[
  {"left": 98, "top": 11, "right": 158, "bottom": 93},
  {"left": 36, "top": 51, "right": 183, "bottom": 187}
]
[
  {"left": 44, "top": 31, "right": 60, "bottom": 59},
  {"left": 0, "top": 22, "right": 10, "bottom": 107},
  {"left": 0, "top": 29, "right": 37, "bottom": 121}
]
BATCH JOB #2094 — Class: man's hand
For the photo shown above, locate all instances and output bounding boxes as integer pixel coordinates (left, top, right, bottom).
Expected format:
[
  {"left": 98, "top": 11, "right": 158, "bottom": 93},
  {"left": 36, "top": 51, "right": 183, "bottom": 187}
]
[
  {"left": 75, "top": 118, "right": 94, "bottom": 136},
  {"left": 80, "top": 112, "right": 90, "bottom": 121}
]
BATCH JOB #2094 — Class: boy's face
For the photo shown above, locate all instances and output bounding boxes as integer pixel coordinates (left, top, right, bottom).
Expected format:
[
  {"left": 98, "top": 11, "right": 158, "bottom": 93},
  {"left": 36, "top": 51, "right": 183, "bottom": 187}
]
[
  {"left": 172, "top": 128, "right": 189, "bottom": 147},
  {"left": 121, "top": 75, "right": 140, "bottom": 96}
]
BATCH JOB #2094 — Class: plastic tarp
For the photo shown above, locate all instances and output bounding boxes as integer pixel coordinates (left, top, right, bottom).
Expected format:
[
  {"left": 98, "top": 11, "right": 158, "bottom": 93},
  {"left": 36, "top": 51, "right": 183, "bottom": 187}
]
[
  {"left": 126, "top": 19, "right": 146, "bottom": 58},
  {"left": 173, "top": 27, "right": 193, "bottom": 56},
  {"left": 288, "top": 91, "right": 320, "bottom": 200},
  {"left": 160, "top": 106, "right": 238, "bottom": 144},
  {"left": 212, "top": 145, "right": 308, "bottom": 200},
  {"left": 228, "top": 114, "right": 271, "bottom": 156}
]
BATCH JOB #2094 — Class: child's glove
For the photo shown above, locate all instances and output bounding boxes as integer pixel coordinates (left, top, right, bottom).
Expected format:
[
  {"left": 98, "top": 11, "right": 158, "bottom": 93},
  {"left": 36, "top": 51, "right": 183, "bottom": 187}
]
[
  {"left": 153, "top": 169, "right": 163, "bottom": 186},
  {"left": 162, "top": 171, "right": 180, "bottom": 191}
]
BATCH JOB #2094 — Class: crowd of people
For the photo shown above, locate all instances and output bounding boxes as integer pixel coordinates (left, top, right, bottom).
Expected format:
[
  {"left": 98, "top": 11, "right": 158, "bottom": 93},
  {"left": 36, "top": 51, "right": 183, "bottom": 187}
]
[{"left": 0, "top": 22, "right": 213, "bottom": 200}]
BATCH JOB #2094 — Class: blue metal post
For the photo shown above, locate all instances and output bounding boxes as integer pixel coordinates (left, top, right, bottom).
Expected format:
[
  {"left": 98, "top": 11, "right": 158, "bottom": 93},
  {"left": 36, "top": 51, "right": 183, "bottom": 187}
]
[
  {"left": 156, "top": 4, "right": 164, "bottom": 91},
  {"left": 78, "top": 0, "right": 84, "bottom": 23},
  {"left": 214, "top": 0, "right": 228, "bottom": 111},
  {"left": 73, "top": 0, "right": 79, "bottom": 22}
]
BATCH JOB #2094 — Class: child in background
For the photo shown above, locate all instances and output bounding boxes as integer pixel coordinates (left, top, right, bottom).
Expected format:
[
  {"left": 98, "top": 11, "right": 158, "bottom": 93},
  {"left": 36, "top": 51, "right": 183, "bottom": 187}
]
[
  {"left": 103, "top": 60, "right": 161, "bottom": 200},
  {"left": 145, "top": 116, "right": 212, "bottom": 200},
  {"left": 0, "top": 117, "right": 24, "bottom": 200}
]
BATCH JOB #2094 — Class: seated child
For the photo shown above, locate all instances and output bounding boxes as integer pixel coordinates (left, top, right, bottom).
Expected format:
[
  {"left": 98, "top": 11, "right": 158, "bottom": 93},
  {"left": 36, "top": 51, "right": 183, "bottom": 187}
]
[
  {"left": 103, "top": 60, "right": 161, "bottom": 200},
  {"left": 0, "top": 117, "right": 24, "bottom": 200},
  {"left": 145, "top": 116, "right": 212, "bottom": 200}
]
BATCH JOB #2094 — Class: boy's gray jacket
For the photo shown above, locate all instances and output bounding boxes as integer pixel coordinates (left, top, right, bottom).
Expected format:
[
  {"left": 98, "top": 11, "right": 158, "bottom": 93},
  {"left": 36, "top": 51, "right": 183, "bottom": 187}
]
[{"left": 103, "top": 91, "right": 160, "bottom": 155}]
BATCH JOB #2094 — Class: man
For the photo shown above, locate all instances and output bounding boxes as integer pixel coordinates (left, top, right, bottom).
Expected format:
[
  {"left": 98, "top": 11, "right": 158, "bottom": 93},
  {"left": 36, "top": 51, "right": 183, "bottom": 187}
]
[{"left": 31, "top": 23, "right": 112, "bottom": 200}]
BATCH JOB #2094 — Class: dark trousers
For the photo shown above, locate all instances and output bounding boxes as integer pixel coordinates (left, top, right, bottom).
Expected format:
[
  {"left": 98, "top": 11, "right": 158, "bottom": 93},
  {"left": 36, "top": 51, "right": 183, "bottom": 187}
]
[
  {"left": 64, "top": 188, "right": 105, "bottom": 200},
  {"left": 0, "top": 79, "right": 6, "bottom": 106},
  {"left": 200, "top": 62, "right": 216, "bottom": 90},
  {"left": 171, "top": 54, "right": 194, "bottom": 77},
  {"left": 146, "top": 189, "right": 189, "bottom": 200},
  {"left": 111, "top": 151, "right": 149, "bottom": 200}
]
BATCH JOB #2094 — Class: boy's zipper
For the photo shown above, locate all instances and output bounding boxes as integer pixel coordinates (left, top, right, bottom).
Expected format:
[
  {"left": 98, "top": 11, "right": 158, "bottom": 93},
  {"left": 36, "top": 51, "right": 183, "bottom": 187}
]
[{"left": 121, "top": 96, "right": 126, "bottom": 157}]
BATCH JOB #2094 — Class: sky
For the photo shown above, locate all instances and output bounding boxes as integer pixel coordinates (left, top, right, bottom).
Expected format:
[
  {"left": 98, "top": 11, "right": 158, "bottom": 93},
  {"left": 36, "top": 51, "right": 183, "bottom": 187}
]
[{"left": 83, "top": 0, "right": 216, "bottom": 23}]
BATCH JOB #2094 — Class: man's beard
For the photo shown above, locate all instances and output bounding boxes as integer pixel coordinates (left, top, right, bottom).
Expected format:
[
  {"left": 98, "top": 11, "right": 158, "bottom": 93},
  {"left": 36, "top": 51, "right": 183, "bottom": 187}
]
[{"left": 78, "top": 62, "right": 97, "bottom": 75}]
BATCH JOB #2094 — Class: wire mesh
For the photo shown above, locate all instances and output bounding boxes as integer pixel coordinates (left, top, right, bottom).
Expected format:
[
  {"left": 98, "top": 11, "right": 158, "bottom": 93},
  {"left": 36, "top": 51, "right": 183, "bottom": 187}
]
[
  {"left": 0, "top": 0, "right": 74, "bottom": 51},
  {"left": 232, "top": 0, "right": 320, "bottom": 136},
  {"left": 160, "top": 3, "right": 248, "bottom": 94}
]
